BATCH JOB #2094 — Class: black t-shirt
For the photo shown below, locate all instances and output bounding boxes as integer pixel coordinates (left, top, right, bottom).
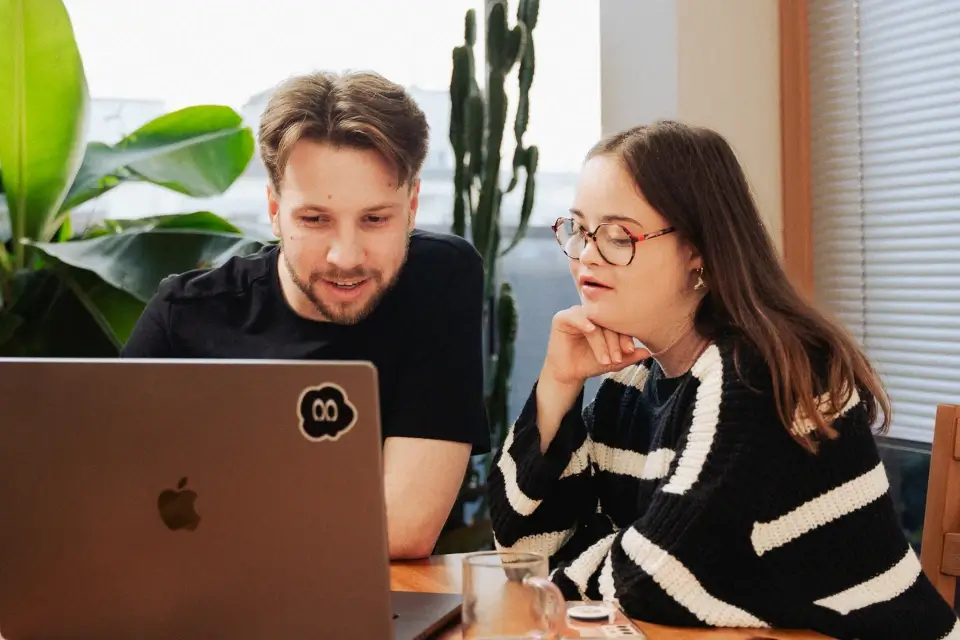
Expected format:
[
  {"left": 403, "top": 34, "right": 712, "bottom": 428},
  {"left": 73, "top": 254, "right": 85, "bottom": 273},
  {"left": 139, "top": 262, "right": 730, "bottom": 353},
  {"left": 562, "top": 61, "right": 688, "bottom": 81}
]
[
  {"left": 646, "top": 363, "right": 689, "bottom": 414},
  {"left": 640, "top": 360, "right": 694, "bottom": 448},
  {"left": 121, "top": 229, "right": 491, "bottom": 455}
]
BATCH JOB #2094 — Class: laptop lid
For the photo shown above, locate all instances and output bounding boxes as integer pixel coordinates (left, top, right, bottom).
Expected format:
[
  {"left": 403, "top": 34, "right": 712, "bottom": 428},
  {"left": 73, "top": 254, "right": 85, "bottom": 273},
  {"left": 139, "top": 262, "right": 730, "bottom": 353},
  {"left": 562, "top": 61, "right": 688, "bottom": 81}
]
[
  {"left": 0, "top": 358, "right": 394, "bottom": 639},
  {"left": 392, "top": 591, "right": 462, "bottom": 640}
]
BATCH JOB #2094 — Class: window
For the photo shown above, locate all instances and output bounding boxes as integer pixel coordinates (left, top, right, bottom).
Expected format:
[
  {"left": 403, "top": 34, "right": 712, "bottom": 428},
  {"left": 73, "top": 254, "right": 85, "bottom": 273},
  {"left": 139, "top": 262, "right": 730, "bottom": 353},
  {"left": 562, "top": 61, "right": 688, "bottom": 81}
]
[
  {"left": 65, "top": 0, "right": 601, "bottom": 419},
  {"left": 808, "top": 0, "right": 960, "bottom": 443}
]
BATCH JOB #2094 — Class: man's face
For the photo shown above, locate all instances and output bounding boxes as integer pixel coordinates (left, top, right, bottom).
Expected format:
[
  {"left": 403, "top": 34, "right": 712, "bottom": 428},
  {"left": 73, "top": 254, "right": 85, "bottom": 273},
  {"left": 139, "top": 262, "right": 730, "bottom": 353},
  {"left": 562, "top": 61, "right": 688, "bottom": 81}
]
[{"left": 268, "top": 139, "right": 418, "bottom": 324}]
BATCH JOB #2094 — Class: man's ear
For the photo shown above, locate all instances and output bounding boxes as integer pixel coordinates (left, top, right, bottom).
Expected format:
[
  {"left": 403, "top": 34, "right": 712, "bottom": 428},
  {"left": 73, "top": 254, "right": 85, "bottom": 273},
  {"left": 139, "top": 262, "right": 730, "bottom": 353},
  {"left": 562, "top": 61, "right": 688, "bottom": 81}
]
[
  {"left": 407, "top": 178, "right": 420, "bottom": 230},
  {"left": 267, "top": 183, "right": 281, "bottom": 239}
]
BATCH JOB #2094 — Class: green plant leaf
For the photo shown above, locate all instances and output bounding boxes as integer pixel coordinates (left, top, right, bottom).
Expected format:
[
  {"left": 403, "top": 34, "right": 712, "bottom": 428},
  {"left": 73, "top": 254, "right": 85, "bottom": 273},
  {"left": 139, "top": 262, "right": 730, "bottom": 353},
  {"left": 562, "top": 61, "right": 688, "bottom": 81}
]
[
  {"left": 54, "top": 212, "right": 71, "bottom": 242},
  {"left": 0, "top": 0, "right": 89, "bottom": 254},
  {"left": 0, "top": 310, "right": 22, "bottom": 346},
  {"left": 0, "top": 202, "right": 9, "bottom": 243},
  {"left": 81, "top": 211, "right": 277, "bottom": 246},
  {"left": 1, "top": 264, "right": 143, "bottom": 356},
  {"left": 58, "top": 265, "right": 144, "bottom": 345},
  {"left": 63, "top": 105, "right": 254, "bottom": 210},
  {"left": 27, "top": 227, "right": 264, "bottom": 302},
  {"left": 500, "top": 145, "right": 538, "bottom": 256},
  {"left": 83, "top": 210, "right": 244, "bottom": 237},
  {"left": 0, "top": 267, "right": 119, "bottom": 357},
  {"left": 85, "top": 280, "right": 144, "bottom": 344},
  {"left": 0, "top": 165, "right": 8, "bottom": 244}
]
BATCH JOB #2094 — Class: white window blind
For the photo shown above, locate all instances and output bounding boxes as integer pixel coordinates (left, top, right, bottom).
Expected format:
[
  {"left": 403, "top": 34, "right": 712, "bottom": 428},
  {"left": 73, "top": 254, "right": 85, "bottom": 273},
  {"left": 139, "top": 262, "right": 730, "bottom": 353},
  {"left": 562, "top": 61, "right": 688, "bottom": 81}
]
[{"left": 808, "top": 0, "right": 960, "bottom": 443}]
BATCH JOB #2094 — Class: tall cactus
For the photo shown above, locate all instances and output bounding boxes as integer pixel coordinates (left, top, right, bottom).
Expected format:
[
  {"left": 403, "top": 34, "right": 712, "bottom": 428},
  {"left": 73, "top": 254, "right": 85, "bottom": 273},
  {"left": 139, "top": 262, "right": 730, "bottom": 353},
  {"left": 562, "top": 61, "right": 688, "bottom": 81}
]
[
  {"left": 449, "top": 0, "right": 538, "bottom": 458},
  {"left": 434, "top": 1, "right": 539, "bottom": 552}
]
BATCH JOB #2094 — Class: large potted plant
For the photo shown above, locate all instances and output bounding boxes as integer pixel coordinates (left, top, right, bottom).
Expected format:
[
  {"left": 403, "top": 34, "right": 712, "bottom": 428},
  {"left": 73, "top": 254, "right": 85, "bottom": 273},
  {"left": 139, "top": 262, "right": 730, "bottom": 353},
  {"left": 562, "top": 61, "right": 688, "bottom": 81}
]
[
  {"left": 0, "top": 0, "right": 267, "bottom": 357},
  {"left": 436, "top": 0, "right": 539, "bottom": 553}
]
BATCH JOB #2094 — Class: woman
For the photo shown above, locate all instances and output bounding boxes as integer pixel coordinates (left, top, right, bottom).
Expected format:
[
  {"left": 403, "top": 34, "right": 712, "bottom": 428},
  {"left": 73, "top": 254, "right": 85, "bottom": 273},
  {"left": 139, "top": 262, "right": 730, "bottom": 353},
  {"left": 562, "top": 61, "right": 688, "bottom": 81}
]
[{"left": 487, "top": 121, "right": 959, "bottom": 639}]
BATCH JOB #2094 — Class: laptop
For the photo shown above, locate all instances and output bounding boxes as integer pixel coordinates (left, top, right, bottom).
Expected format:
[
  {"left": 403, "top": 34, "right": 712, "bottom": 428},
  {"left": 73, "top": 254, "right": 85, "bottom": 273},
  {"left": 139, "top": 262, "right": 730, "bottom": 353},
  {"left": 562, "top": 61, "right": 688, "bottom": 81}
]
[{"left": 0, "top": 358, "right": 461, "bottom": 639}]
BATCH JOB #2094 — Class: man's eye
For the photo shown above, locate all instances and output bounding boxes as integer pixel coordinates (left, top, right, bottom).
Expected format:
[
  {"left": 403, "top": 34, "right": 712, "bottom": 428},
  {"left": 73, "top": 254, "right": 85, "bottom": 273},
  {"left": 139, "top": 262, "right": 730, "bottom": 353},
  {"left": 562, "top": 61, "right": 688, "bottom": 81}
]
[{"left": 365, "top": 215, "right": 389, "bottom": 225}]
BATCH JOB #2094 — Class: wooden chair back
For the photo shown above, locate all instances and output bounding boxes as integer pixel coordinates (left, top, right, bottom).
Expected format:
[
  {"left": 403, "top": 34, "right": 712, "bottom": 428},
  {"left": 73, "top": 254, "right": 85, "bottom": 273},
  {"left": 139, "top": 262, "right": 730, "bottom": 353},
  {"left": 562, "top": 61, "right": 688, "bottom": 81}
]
[{"left": 921, "top": 404, "right": 960, "bottom": 608}]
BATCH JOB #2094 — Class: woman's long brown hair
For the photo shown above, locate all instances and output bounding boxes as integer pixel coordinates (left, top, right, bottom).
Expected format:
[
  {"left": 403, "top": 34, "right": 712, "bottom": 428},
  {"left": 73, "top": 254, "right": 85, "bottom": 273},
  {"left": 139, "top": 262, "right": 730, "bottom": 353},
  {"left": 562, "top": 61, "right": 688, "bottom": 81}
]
[{"left": 589, "top": 120, "right": 891, "bottom": 452}]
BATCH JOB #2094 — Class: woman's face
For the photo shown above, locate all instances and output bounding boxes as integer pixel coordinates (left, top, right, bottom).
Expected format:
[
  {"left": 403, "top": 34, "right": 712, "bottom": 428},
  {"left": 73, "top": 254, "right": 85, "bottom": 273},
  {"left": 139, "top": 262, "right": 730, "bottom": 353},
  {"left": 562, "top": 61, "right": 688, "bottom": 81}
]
[{"left": 564, "top": 154, "right": 702, "bottom": 344}]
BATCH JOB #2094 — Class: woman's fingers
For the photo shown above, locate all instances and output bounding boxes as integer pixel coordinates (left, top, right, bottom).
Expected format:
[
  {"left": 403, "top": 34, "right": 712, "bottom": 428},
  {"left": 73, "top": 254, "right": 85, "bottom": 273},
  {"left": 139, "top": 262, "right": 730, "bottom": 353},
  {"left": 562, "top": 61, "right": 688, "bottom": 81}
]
[
  {"left": 555, "top": 307, "right": 612, "bottom": 366},
  {"left": 617, "top": 334, "right": 651, "bottom": 365},
  {"left": 603, "top": 328, "right": 623, "bottom": 364},
  {"left": 624, "top": 345, "right": 652, "bottom": 365},
  {"left": 552, "top": 307, "right": 652, "bottom": 369},
  {"left": 553, "top": 306, "right": 594, "bottom": 334},
  {"left": 582, "top": 323, "right": 613, "bottom": 365}
]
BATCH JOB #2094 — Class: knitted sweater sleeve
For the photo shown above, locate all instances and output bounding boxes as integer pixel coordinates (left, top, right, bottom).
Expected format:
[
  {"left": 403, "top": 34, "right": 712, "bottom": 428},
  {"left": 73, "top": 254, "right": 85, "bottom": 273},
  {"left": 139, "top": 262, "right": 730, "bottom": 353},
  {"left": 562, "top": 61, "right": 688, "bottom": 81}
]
[
  {"left": 542, "top": 348, "right": 778, "bottom": 629},
  {"left": 486, "top": 374, "right": 627, "bottom": 560},
  {"left": 493, "top": 345, "right": 960, "bottom": 639},
  {"left": 748, "top": 392, "right": 960, "bottom": 640},
  {"left": 581, "top": 397, "right": 959, "bottom": 638}
]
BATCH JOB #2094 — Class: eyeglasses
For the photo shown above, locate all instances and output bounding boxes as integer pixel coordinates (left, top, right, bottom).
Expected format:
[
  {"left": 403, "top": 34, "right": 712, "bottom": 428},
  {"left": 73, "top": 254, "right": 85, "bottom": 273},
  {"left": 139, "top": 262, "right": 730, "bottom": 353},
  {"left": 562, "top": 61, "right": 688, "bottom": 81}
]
[{"left": 551, "top": 216, "right": 676, "bottom": 266}]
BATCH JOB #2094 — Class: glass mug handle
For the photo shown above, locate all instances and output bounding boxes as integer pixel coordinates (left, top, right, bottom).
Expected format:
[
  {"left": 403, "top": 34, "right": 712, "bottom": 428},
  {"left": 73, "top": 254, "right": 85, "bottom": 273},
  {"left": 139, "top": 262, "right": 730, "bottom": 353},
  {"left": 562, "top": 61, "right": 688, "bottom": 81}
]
[{"left": 522, "top": 575, "right": 566, "bottom": 636}]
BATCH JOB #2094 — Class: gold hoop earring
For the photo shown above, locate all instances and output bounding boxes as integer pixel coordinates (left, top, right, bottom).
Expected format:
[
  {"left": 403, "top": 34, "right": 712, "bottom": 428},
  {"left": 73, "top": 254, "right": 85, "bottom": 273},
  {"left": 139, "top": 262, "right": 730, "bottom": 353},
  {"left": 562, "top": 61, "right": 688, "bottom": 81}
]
[{"left": 694, "top": 267, "right": 706, "bottom": 291}]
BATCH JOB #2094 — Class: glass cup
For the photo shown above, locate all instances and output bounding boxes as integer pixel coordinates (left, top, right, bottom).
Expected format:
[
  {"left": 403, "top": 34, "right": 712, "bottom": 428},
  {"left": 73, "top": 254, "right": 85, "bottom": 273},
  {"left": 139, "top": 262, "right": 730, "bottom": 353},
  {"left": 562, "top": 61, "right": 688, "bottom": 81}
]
[{"left": 461, "top": 550, "right": 566, "bottom": 639}]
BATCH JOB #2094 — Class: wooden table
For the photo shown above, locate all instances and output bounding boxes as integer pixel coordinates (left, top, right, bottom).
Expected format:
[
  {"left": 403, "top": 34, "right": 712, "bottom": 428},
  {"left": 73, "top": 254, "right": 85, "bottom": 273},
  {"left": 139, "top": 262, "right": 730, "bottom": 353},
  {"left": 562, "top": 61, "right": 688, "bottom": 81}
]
[{"left": 390, "top": 554, "right": 832, "bottom": 639}]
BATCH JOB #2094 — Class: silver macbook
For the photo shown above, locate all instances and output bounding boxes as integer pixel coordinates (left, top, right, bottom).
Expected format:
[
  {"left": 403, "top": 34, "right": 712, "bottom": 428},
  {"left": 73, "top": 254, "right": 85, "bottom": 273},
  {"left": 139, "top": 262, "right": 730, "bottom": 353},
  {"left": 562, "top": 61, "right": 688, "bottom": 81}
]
[{"left": 0, "top": 358, "right": 460, "bottom": 639}]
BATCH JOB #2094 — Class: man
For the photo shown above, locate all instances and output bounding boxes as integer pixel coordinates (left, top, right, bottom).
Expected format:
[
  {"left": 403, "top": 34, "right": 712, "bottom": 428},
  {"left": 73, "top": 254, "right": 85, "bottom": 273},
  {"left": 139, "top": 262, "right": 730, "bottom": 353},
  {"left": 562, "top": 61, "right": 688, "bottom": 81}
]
[{"left": 121, "top": 70, "right": 490, "bottom": 560}]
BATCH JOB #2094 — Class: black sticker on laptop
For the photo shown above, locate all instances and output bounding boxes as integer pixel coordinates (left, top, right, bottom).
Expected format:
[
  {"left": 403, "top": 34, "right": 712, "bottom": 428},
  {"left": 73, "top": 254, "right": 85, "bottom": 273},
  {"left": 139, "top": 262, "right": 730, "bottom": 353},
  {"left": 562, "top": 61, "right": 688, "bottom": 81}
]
[{"left": 297, "top": 382, "right": 358, "bottom": 442}]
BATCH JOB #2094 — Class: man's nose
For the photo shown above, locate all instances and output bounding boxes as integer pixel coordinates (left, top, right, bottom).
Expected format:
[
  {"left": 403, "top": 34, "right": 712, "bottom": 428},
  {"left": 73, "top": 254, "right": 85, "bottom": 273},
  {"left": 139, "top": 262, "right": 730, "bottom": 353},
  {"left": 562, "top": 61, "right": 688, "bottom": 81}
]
[{"left": 326, "top": 233, "right": 364, "bottom": 271}]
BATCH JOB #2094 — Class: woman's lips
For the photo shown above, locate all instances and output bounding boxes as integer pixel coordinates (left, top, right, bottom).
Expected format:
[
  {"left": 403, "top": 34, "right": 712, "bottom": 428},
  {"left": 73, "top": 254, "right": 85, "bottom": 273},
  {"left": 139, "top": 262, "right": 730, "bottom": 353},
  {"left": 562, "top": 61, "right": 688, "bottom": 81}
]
[{"left": 579, "top": 279, "right": 614, "bottom": 299}]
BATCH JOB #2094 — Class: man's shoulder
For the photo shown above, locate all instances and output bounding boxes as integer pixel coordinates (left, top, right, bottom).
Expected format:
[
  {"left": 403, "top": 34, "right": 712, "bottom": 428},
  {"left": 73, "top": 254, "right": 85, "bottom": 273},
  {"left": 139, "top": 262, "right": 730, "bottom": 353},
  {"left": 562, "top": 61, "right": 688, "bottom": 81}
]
[
  {"left": 374, "top": 229, "right": 484, "bottom": 333},
  {"left": 154, "top": 245, "right": 278, "bottom": 306},
  {"left": 406, "top": 229, "right": 482, "bottom": 278}
]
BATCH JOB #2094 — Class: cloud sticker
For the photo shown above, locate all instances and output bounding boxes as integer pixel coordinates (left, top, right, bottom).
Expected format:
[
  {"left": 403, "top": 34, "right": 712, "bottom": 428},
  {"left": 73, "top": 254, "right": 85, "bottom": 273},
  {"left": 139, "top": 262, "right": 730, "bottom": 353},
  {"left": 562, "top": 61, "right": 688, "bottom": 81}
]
[{"left": 297, "top": 382, "right": 358, "bottom": 442}]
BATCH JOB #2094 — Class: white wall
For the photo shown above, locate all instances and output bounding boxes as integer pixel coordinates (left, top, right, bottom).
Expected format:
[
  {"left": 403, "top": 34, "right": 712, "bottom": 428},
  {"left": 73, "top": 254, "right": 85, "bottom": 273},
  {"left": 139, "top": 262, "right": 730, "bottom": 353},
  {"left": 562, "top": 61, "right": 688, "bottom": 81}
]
[{"left": 599, "top": 0, "right": 783, "bottom": 251}]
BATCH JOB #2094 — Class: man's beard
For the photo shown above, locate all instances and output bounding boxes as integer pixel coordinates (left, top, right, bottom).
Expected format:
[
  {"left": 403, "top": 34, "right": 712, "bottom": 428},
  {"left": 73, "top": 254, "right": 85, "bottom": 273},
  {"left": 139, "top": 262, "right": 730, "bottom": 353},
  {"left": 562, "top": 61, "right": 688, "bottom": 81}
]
[{"left": 281, "top": 240, "right": 409, "bottom": 325}]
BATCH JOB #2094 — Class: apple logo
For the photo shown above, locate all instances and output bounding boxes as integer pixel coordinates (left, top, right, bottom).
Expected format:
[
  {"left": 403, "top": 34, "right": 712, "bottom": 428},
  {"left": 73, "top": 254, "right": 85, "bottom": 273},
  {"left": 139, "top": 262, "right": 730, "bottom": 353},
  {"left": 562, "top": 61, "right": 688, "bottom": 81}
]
[{"left": 157, "top": 476, "right": 201, "bottom": 532}]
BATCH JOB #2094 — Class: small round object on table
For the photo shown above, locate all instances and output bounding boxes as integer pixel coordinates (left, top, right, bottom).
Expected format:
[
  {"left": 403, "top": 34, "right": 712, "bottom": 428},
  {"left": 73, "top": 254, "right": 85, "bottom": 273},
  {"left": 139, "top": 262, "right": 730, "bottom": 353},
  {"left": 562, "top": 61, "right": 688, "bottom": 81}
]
[{"left": 566, "top": 603, "right": 614, "bottom": 622}]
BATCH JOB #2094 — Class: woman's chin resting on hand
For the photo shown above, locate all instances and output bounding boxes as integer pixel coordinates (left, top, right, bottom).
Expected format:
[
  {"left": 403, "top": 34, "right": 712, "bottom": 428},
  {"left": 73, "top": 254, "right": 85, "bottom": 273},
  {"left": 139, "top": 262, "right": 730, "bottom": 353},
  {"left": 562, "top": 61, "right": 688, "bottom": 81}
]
[{"left": 486, "top": 119, "right": 960, "bottom": 640}]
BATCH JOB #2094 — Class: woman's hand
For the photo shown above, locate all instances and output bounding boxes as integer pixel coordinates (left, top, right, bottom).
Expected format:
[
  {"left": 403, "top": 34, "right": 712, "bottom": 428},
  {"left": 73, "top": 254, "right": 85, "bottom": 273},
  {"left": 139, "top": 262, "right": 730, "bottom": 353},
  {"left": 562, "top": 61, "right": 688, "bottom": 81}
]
[
  {"left": 541, "top": 306, "right": 650, "bottom": 387},
  {"left": 534, "top": 306, "right": 650, "bottom": 452}
]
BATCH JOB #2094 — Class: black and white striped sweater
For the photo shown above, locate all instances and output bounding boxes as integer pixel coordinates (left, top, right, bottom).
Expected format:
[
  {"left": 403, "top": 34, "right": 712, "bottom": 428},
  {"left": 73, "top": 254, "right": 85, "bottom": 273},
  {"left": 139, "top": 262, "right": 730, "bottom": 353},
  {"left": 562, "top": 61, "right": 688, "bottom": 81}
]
[{"left": 488, "top": 339, "right": 959, "bottom": 639}]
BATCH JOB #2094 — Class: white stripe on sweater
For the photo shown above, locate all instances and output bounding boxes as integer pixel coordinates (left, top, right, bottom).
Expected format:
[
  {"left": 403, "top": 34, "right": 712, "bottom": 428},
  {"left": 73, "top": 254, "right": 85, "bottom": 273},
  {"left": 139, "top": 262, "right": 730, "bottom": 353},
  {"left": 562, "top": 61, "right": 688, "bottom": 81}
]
[
  {"left": 562, "top": 533, "right": 616, "bottom": 599},
  {"left": 941, "top": 619, "right": 960, "bottom": 640},
  {"left": 619, "top": 527, "right": 769, "bottom": 628},
  {"left": 496, "top": 428, "right": 542, "bottom": 516},
  {"left": 494, "top": 528, "right": 574, "bottom": 557},
  {"left": 592, "top": 442, "right": 676, "bottom": 480},
  {"left": 604, "top": 364, "right": 650, "bottom": 390},
  {"left": 751, "top": 461, "right": 890, "bottom": 556},
  {"left": 560, "top": 436, "right": 592, "bottom": 478},
  {"left": 598, "top": 550, "right": 618, "bottom": 606},
  {"left": 662, "top": 344, "right": 724, "bottom": 496},
  {"left": 813, "top": 548, "right": 922, "bottom": 615},
  {"left": 790, "top": 385, "right": 860, "bottom": 437}
]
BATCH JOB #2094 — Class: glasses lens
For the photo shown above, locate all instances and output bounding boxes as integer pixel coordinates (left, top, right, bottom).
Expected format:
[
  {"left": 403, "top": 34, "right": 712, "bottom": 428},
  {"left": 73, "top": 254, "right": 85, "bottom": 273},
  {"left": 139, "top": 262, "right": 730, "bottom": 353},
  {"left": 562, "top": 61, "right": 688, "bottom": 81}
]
[
  {"left": 596, "top": 224, "right": 635, "bottom": 266},
  {"left": 555, "top": 218, "right": 584, "bottom": 258}
]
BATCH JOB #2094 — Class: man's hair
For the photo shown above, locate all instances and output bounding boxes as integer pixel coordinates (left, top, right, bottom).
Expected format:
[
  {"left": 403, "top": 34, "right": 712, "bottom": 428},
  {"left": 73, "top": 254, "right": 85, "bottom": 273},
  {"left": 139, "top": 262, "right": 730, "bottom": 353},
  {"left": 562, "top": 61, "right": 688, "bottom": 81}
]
[{"left": 258, "top": 70, "right": 430, "bottom": 191}]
